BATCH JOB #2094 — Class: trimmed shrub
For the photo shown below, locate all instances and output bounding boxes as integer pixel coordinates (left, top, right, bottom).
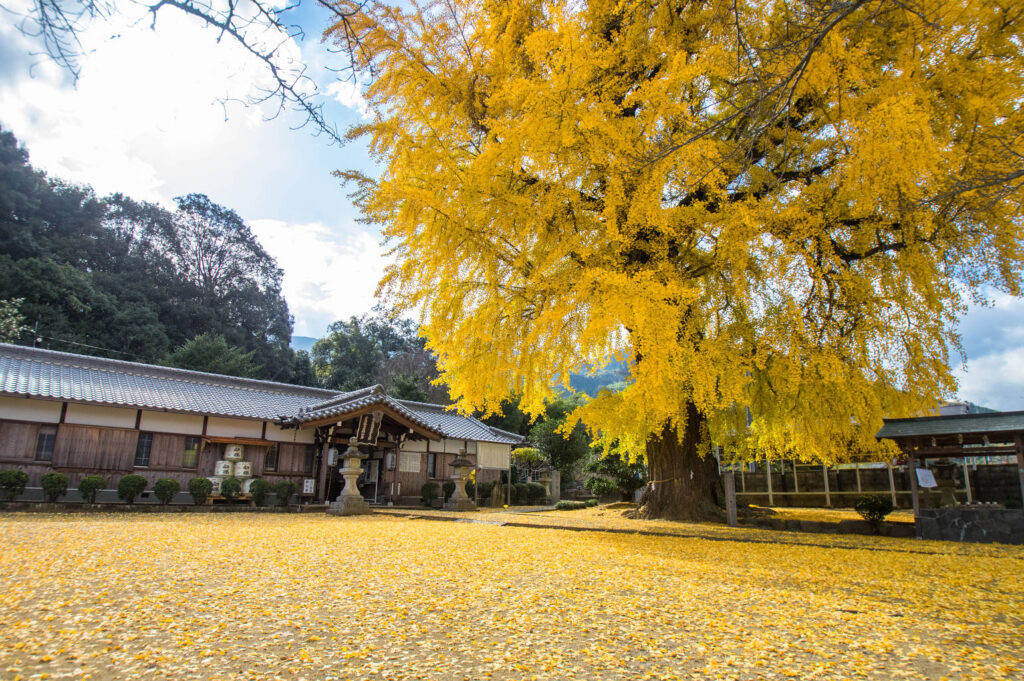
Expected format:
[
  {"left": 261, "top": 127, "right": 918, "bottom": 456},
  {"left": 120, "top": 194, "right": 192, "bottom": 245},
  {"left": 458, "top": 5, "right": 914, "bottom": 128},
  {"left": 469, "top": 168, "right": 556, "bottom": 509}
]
[
  {"left": 442, "top": 480, "right": 456, "bottom": 501},
  {"left": 220, "top": 476, "right": 242, "bottom": 500},
  {"left": 188, "top": 477, "right": 213, "bottom": 505},
  {"left": 583, "top": 476, "right": 618, "bottom": 498},
  {"left": 526, "top": 481, "right": 547, "bottom": 504},
  {"left": 475, "top": 481, "right": 494, "bottom": 502},
  {"left": 421, "top": 481, "right": 440, "bottom": 506},
  {"left": 854, "top": 494, "right": 895, "bottom": 533},
  {"left": 249, "top": 478, "right": 271, "bottom": 507},
  {"left": 584, "top": 498, "right": 599, "bottom": 508},
  {"left": 153, "top": 478, "right": 180, "bottom": 505},
  {"left": 117, "top": 474, "right": 148, "bottom": 504},
  {"left": 78, "top": 475, "right": 106, "bottom": 504},
  {"left": 513, "top": 483, "right": 530, "bottom": 505},
  {"left": 555, "top": 500, "right": 587, "bottom": 511},
  {"left": 272, "top": 480, "right": 298, "bottom": 507},
  {"left": 0, "top": 469, "right": 29, "bottom": 501},
  {"left": 40, "top": 472, "right": 69, "bottom": 502}
]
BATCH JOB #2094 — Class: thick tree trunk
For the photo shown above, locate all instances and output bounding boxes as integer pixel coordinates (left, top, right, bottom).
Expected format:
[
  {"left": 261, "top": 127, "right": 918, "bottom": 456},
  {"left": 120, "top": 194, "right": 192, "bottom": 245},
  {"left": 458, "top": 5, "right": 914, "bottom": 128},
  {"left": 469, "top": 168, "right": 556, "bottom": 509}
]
[{"left": 640, "top": 401, "right": 724, "bottom": 522}]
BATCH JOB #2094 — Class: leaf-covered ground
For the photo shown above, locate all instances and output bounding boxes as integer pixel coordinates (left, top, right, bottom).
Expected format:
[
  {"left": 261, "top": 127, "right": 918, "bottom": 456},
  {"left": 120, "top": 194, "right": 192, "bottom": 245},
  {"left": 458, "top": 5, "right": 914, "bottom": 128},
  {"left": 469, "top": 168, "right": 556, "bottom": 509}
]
[{"left": 1, "top": 513, "right": 1021, "bottom": 680}]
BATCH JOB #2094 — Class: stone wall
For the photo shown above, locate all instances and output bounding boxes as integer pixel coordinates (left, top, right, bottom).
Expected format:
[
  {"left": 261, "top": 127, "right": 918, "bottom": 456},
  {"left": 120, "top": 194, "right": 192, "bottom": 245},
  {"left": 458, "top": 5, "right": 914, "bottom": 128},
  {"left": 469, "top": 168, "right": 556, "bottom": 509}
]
[{"left": 917, "top": 508, "right": 1024, "bottom": 545}]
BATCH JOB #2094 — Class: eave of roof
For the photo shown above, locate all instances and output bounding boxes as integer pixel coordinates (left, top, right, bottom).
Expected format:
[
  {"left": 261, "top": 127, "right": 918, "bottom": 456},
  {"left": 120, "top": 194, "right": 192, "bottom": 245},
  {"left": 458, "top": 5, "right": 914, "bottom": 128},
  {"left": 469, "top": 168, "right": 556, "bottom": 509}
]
[
  {"left": 0, "top": 344, "right": 528, "bottom": 444},
  {"left": 0, "top": 342, "right": 336, "bottom": 420},
  {"left": 397, "top": 399, "right": 525, "bottom": 445},
  {"left": 876, "top": 410, "right": 1024, "bottom": 440}
]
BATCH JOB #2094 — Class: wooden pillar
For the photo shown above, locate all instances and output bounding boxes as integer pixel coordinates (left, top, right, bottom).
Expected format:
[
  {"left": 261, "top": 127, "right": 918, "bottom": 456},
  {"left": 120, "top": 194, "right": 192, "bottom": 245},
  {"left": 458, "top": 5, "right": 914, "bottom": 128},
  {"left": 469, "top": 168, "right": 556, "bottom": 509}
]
[
  {"left": 725, "top": 471, "right": 738, "bottom": 527},
  {"left": 740, "top": 465, "right": 746, "bottom": 493},
  {"left": 316, "top": 425, "right": 335, "bottom": 503},
  {"left": 887, "top": 461, "right": 897, "bottom": 508},
  {"left": 855, "top": 462, "right": 862, "bottom": 493},
  {"left": 1016, "top": 435, "right": 1024, "bottom": 510},
  {"left": 765, "top": 459, "right": 774, "bottom": 506},
  {"left": 908, "top": 453, "right": 921, "bottom": 538},
  {"left": 822, "top": 464, "right": 831, "bottom": 507},
  {"left": 792, "top": 461, "right": 799, "bottom": 494},
  {"left": 961, "top": 458, "right": 973, "bottom": 504}
]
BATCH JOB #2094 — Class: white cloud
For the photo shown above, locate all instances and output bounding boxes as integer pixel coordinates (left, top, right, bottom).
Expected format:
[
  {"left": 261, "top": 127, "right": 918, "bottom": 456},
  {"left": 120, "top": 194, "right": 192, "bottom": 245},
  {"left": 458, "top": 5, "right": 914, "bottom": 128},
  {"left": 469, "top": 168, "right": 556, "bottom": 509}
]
[
  {"left": 249, "top": 219, "right": 389, "bottom": 337},
  {"left": 952, "top": 292, "right": 1024, "bottom": 410},
  {"left": 0, "top": 6, "right": 298, "bottom": 203},
  {"left": 954, "top": 347, "right": 1024, "bottom": 411},
  {"left": 326, "top": 80, "right": 370, "bottom": 119}
]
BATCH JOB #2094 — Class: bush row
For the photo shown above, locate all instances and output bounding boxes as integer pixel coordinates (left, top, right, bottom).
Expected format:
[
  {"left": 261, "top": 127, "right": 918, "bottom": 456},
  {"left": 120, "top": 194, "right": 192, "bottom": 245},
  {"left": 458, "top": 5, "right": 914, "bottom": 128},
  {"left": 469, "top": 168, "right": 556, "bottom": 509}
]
[
  {"left": 0, "top": 470, "right": 298, "bottom": 506},
  {"left": 554, "top": 499, "right": 599, "bottom": 511},
  {"left": 420, "top": 479, "right": 550, "bottom": 507}
]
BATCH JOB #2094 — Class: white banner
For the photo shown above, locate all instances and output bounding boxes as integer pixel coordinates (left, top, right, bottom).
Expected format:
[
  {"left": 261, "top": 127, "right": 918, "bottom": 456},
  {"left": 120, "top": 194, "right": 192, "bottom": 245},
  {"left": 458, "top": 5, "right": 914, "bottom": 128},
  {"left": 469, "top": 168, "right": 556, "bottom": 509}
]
[{"left": 915, "top": 468, "right": 938, "bottom": 489}]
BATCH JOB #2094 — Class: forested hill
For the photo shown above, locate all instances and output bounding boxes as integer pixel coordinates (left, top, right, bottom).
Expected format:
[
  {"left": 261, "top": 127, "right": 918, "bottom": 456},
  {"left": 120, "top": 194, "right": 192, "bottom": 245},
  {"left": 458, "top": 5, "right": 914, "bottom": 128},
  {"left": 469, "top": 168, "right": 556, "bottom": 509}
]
[{"left": 0, "top": 127, "right": 306, "bottom": 384}]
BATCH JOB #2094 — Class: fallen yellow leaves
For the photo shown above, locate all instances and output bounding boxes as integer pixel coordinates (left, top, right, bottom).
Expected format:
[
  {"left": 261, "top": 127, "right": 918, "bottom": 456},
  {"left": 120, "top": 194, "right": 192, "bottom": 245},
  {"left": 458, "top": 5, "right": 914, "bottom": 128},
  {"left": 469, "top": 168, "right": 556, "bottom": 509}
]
[{"left": 0, "top": 513, "right": 1021, "bottom": 680}]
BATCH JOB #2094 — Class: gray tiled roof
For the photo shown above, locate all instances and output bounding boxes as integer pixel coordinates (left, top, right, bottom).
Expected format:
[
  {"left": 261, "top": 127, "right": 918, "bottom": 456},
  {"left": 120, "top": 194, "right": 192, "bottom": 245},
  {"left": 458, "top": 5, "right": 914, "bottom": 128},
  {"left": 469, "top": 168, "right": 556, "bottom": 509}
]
[
  {"left": 0, "top": 344, "right": 525, "bottom": 444},
  {"left": 877, "top": 411, "right": 1024, "bottom": 440},
  {"left": 398, "top": 400, "right": 525, "bottom": 445},
  {"left": 0, "top": 343, "right": 337, "bottom": 420},
  {"left": 287, "top": 385, "right": 444, "bottom": 437},
  {"left": 286, "top": 391, "right": 524, "bottom": 444}
]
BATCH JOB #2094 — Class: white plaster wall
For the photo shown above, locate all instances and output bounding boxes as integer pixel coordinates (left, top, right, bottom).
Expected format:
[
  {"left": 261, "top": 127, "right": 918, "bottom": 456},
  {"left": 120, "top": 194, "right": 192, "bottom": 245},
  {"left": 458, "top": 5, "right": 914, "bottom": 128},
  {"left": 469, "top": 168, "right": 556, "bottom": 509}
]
[
  {"left": 266, "top": 423, "right": 316, "bottom": 444},
  {"left": 138, "top": 411, "right": 204, "bottom": 435},
  {"left": 64, "top": 403, "right": 137, "bottom": 429},
  {"left": 443, "top": 438, "right": 467, "bottom": 454},
  {"left": 206, "top": 416, "right": 263, "bottom": 439},
  {"left": 0, "top": 396, "right": 63, "bottom": 423},
  {"left": 402, "top": 438, "right": 428, "bottom": 452}
]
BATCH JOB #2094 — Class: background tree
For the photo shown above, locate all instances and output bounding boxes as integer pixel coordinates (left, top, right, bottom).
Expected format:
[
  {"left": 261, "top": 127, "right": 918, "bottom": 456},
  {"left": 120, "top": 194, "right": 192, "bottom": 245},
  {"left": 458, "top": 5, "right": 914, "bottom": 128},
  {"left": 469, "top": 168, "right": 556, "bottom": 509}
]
[
  {"left": 0, "top": 299, "right": 26, "bottom": 343},
  {"left": 310, "top": 307, "right": 447, "bottom": 400},
  {"left": 162, "top": 333, "right": 260, "bottom": 378},
  {"left": 584, "top": 447, "right": 648, "bottom": 502},
  {"left": 528, "top": 396, "right": 592, "bottom": 483},
  {"left": 0, "top": 127, "right": 305, "bottom": 383},
  {"left": 335, "top": 1, "right": 1024, "bottom": 520}
]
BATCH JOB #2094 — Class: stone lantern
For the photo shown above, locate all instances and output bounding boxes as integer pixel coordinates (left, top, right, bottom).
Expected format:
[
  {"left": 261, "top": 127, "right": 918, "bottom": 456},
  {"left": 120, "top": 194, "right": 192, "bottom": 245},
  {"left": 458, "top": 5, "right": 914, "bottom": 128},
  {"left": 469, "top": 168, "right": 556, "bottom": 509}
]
[
  {"left": 445, "top": 448, "right": 477, "bottom": 511},
  {"left": 328, "top": 437, "right": 370, "bottom": 516},
  {"left": 537, "top": 466, "right": 554, "bottom": 504}
]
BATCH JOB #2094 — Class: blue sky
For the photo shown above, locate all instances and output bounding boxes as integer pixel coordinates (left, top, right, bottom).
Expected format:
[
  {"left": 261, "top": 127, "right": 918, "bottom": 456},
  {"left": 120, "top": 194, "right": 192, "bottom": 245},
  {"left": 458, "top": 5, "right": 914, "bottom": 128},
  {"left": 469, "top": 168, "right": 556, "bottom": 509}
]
[{"left": 1, "top": 2, "right": 1022, "bottom": 410}]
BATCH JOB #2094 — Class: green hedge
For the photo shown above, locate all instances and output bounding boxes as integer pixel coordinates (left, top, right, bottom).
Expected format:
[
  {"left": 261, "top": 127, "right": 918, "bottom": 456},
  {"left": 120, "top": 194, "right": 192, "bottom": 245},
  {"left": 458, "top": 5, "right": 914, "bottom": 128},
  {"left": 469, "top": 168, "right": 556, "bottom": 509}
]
[
  {"left": 78, "top": 475, "right": 106, "bottom": 504},
  {"left": 41, "top": 472, "right": 68, "bottom": 502},
  {"left": 272, "top": 481, "right": 298, "bottom": 507},
  {"left": 422, "top": 481, "right": 440, "bottom": 506},
  {"left": 220, "top": 476, "right": 242, "bottom": 500},
  {"left": 250, "top": 478, "right": 271, "bottom": 507},
  {"left": 188, "top": 477, "right": 213, "bottom": 505},
  {"left": 0, "top": 470, "right": 29, "bottom": 501},
  {"left": 153, "top": 478, "right": 180, "bottom": 505},
  {"left": 117, "top": 474, "right": 147, "bottom": 504}
]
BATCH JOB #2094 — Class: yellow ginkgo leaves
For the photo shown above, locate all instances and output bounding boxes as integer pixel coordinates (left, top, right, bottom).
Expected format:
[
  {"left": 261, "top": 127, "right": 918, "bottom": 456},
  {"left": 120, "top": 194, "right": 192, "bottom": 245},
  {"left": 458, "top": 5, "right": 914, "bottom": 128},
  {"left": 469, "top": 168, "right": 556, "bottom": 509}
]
[{"left": 0, "top": 512, "right": 1021, "bottom": 680}]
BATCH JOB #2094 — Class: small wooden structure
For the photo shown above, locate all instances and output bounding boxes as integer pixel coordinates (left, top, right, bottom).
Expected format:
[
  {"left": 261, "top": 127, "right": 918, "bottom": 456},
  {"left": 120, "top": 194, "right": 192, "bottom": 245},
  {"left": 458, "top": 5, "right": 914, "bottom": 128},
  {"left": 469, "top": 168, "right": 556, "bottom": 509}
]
[{"left": 876, "top": 411, "right": 1024, "bottom": 539}]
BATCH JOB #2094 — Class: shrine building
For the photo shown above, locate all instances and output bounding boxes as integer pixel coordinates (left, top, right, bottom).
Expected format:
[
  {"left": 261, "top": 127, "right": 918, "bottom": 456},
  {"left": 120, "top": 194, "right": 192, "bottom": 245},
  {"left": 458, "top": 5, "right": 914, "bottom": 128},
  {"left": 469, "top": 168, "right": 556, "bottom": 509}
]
[{"left": 0, "top": 343, "right": 522, "bottom": 505}]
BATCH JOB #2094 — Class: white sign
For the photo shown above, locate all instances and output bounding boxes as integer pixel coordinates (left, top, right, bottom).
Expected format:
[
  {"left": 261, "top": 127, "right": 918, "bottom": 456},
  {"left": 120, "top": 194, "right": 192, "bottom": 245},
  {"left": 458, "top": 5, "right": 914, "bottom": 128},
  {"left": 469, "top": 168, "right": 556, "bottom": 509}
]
[
  {"left": 915, "top": 468, "right": 938, "bottom": 489},
  {"left": 302, "top": 478, "right": 316, "bottom": 495}
]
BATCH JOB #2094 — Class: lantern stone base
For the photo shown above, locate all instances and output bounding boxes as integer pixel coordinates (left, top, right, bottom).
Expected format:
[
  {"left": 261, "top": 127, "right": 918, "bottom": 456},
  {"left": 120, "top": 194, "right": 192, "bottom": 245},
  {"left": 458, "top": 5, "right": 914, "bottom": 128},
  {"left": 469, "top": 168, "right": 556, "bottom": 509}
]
[
  {"left": 444, "top": 496, "right": 478, "bottom": 512},
  {"left": 327, "top": 496, "right": 371, "bottom": 516}
]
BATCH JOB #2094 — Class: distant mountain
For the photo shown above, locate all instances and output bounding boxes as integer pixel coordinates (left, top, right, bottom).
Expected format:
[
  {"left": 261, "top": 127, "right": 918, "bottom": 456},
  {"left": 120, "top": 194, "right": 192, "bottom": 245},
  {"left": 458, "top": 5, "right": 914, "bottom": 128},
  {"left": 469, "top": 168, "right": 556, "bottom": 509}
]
[
  {"left": 291, "top": 336, "right": 318, "bottom": 352},
  {"left": 569, "top": 358, "right": 630, "bottom": 397}
]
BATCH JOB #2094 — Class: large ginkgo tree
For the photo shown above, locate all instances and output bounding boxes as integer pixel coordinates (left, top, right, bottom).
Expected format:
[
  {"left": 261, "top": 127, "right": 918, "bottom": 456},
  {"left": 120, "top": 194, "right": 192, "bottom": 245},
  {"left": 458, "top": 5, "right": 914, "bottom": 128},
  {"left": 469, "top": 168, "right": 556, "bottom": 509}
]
[{"left": 330, "top": 0, "right": 1024, "bottom": 519}]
